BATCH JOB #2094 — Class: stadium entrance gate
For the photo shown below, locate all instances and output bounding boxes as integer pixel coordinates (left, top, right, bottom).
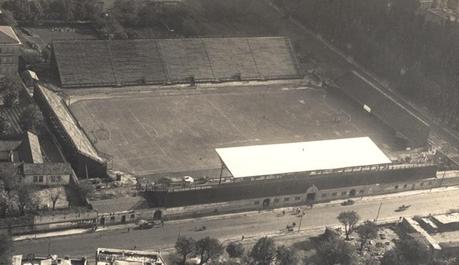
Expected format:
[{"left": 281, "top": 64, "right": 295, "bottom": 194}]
[
  {"left": 262, "top": 198, "right": 271, "bottom": 208},
  {"left": 306, "top": 185, "right": 319, "bottom": 203}
]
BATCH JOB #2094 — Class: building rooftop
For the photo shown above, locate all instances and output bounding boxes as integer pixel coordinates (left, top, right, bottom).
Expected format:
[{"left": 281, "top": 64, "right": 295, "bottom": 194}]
[
  {"left": 216, "top": 137, "right": 391, "bottom": 178},
  {"left": 432, "top": 212, "right": 459, "bottom": 225},
  {"left": 22, "top": 162, "right": 73, "bottom": 176},
  {"left": 12, "top": 255, "right": 87, "bottom": 265},
  {"left": 0, "top": 140, "right": 21, "bottom": 152},
  {"left": 22, "top": 131, "right": 44, "bottom": 163},
  {"left": 36, "top": 84, "right": 104, "bottom": 163},
  {"left": 96, "top": 248, "right": 166, "bottom": 265},
  {"left": 0, "top": 26, "right": 21, "bottom": 44}
]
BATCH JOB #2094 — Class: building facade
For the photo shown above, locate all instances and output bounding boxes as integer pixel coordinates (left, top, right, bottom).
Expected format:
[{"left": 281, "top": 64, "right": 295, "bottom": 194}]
[{"left": 21, "top": 163, "right": 73, "bottom": 186}]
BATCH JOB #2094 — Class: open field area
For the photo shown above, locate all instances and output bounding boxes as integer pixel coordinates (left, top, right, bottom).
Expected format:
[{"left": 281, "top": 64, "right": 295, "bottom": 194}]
[{"left": 69, "top": 84, "right": 398, "bottom": 176}]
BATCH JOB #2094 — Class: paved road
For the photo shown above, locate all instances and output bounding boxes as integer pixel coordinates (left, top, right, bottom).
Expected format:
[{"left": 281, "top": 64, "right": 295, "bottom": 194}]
[{"left": 14, "top": 188, "right": 459, "bottom": 256}]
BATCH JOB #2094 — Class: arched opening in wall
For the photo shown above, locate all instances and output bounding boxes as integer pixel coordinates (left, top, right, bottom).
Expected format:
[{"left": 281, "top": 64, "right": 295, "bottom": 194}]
[
  {"left": 349, "top": 189, "right": 357, "bottom": 197},
  {"left": 121, "top": 215, "right": 126, "bottom": 224},
  {"left": 153, "top": 210, "right": 163, "bottom": 220},
  {"left": 100, "top": 217, "right": 105, "bottom": 226},
  {"left": 262, "top": 198, "right": 271, "bottom": 208},
  {"left": 306, "top": 192, "right": 316, "bottom": 202}
]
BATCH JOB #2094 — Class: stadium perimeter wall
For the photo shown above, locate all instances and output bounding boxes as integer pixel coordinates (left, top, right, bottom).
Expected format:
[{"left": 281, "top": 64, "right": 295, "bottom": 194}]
[
  {"left": 333, "top": 71, "right": 430, "bottom": 147},
  {"left": 145, "top": 165, "right": 437, "bottom": 208}
]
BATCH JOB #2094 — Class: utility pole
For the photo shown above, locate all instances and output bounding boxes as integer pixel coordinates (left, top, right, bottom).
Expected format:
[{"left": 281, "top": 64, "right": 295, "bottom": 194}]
[
  {"left": 298, "top": 210, "right": 305, "bottom": 232},
  {"left": 375, "top": 201, "right": 383, "bottom": 222}
]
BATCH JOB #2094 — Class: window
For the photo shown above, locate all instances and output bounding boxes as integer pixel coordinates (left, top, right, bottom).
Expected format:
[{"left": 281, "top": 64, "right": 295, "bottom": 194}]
[
  {"left": 38, "top": 176, "right": 44, "bottom": 183},
  {"left": 295, "top": 196, "right": 301, "bottom": 201},
  {"left": 403, "top": 184, "right": 408, "bottom": 189},
  {"left": 274, "top": 198, "right": 280, "bottom": 203},
  {"left": 394, "top": 185, "right": 399, "bottom": 189},
  {"left": 341, "top": 191, "right": 347, "bottom": 196},
  {"left": 33, "top": 176, "right": 38, "bottom": 182},
  {"left": 321, "top": 193, "right": 327, "bottom": 198},
  {"left": 254, "top": 201, "right": 260, "bottom": 205},
  {"left": 284, "top": 197, "right": 290, "bottom": 202},
  {"left": 110, "top": 216, "right": 115, "bottom": 221},
  {"left": 332, "top": 192, "right": 337, "bottom": 196},
  {"left": 130, "top": 214, "right": 135, "bottom": 219}
]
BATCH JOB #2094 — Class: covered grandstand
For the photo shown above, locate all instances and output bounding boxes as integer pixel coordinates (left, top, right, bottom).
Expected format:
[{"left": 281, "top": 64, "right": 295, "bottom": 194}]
[
  {"left": 34, "top": 83, "right": 107, "bottom": 178},
  {"left": 51, "top": 37, "right": 301, "bottom": 88},
  {"left": 145, "top": 137, "right": 437, "bottom": 208},
  {"left": 335, "top": 71, "right": 430, "bottom": 147},
  {"left": 216, "top": 137, "right": 391, "bottom": 178}
]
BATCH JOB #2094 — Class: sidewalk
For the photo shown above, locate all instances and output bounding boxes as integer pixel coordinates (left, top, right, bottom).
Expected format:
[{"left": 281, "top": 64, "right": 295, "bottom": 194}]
[
  {"left": 13, "top": 185, "right": 456, "bottom": 242},
  {"left": 13, "top": 223, "right": 138, "bottom": 242}
]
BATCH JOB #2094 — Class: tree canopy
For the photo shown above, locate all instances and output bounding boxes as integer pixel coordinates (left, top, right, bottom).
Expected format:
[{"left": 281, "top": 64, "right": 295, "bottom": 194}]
[
  {"left": 275, "top": 245, "right": 302, "bottom": 265},
  {"left": 195, "top": 237, "right": 224, "bottom": 265},
  {"left": 314, "top": 235, "right": 358, "bottom": 265},
  {"left": 356, "top": 220, "right": 379, "bottom": 250},
  {"left": 337, "top": 211, "right": 360, "bottom": 240},
  {"left": 19, "top": 104, "right": 45, "bottom": 134},
  {"left": 175, "top": 236, "right": 196, "bottom": 265},
  {"left": 249, "top": 237, "right": 277, "bottom": 265},
  {"left": 226, "top": 242, "right": 245, "bottom": 259}
]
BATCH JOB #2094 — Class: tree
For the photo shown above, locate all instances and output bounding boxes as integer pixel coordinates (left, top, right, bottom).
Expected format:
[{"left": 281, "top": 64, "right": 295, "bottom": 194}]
[
  {"left": 0, "top": 233, "right": 13, "bottom": 265},
  {"left": 226, "top": 242, "right": 245, "bottom": 259},
  {"left": 380, "top": 238, "right": 432, "bottom": 265},
  {"left": 356, "top": 220, "right": 378, "bottom": 250},
  {"left": 16, "top": 184, "right": 37, "bottom": 216},
  {"left": 195, "top": 237, "right": 224, "bottom": 265},
  {"left": 0, "top": 76, "right": 21, "bottom": 108},
  {"left": 275, "top": 245, "right": 301, "bottom": 265},
  {"left": 0, "top": 9, "right": 17, "bottom": 26},
  {"left": 380, "top": 249, "right": 406, "bottom": 265},
  {"left": 397, "top": 238, "right": 431, "bottom": 265},
  {"left": 49, "top": 189, "right": 62, "bottom": 211},
  {"left": 112, "top": 0, "right": 139, "bottom": 26},
  {"left": 76, "top": 181, "right": 95, "bottom": 200},
  {"left": 315, "top": 236, "right": 358, "bottom": 265},
  {"left": 175, "top": 236, "right": 196, "bottom": 265},
  {"left": 337, "top": 211, "right": 360, "bottom": 240},
  {"left": 0, "top": 115, "right": 12, "bottom": 137},
  {"left": 19, "top": 104, "right": 44, "bottom": 134},
  {"left": 249, "top": 237, "right": 276, "bottom": 265}
]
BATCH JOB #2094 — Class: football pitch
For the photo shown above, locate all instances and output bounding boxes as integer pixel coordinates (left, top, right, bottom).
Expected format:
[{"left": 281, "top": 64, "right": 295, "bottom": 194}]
[{"left": 69, "top": 85, "right": 396, "bottom": 176}]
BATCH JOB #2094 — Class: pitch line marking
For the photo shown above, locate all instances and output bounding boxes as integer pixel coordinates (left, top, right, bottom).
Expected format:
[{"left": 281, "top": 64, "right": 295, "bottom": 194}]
[{"left": 352, "top": 70, "right": 429, "bottom": 127}]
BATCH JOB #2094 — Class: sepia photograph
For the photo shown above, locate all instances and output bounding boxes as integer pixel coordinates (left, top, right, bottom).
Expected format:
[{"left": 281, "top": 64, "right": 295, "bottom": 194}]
[{"left": 0, "top": 0, "right": 459, "bottom": 264}]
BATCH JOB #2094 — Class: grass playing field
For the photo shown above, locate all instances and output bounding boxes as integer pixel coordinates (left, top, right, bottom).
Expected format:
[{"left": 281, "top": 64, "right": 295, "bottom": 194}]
[{"left": 68, "top": 84, "right": 397, "bottom": 177}]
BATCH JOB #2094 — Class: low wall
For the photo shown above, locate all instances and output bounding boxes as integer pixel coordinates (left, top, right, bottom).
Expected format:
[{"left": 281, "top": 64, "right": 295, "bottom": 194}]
[
  {"left": 156, "top": 176, "right": 445, "bottom": 221},
  {"left": 3, "top": 172, "right": 459, "bottom": 235}
]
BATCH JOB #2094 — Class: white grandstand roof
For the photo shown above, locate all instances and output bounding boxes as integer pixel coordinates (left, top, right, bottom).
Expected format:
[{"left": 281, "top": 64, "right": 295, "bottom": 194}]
[{"left": 216, "top": 137, "right": 391, "bottom": 178}]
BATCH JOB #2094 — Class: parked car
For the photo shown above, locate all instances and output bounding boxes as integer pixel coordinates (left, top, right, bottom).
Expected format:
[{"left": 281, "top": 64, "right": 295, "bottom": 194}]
[
  {"left": 183, "top": 176, "right": 194, "bottom": 184},
  {"left": 395, "top": 204, "right": 410, "bottom": 212},
  {"left": 194, "top": 225, "right": 206, "bottom": 232},
  {"left": 137, "top": 220, "right": 154, "bottom": 229},
  {"left": 341, "top": 199, "right": 355, "bottom": 206}
]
